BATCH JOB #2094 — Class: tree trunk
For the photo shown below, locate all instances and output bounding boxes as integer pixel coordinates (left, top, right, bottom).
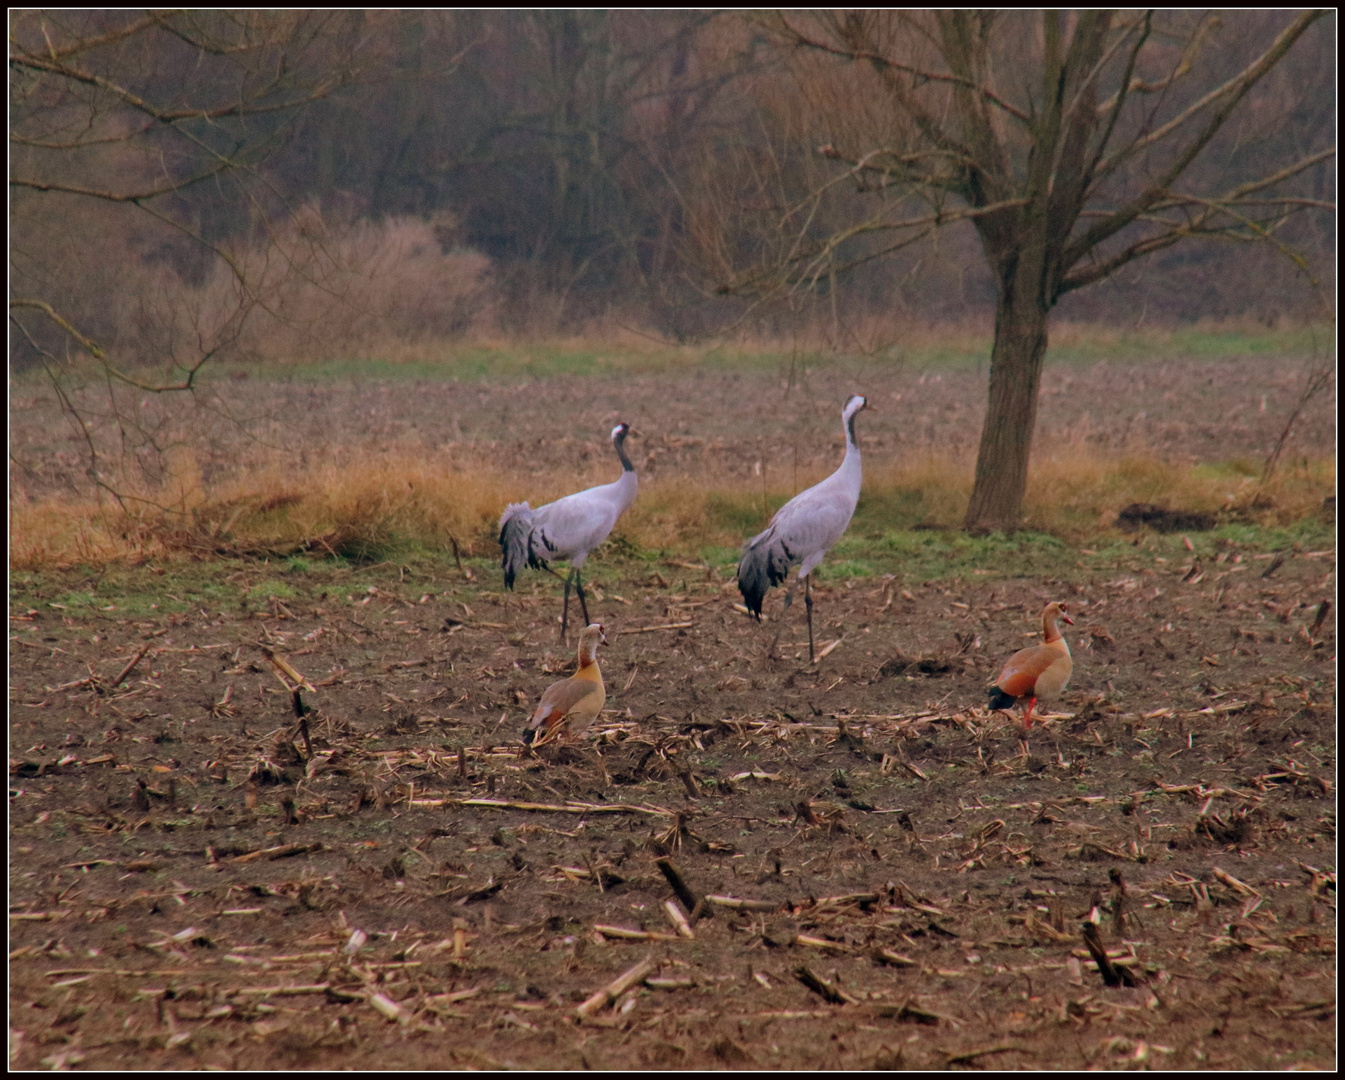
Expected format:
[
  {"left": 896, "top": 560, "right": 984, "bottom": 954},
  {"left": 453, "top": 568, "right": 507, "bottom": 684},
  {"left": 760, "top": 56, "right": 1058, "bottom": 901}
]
[{"left": 963, "top": 270, "right": 1051, "bottom": 533}]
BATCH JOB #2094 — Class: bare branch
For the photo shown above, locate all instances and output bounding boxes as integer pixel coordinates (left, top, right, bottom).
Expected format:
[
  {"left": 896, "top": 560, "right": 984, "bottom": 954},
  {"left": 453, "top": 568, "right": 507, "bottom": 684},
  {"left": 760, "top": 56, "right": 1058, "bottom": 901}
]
[
  {"left": 775, "top": 15, "right": 1031, "bottom": 122},
  {"left": 9, "top": 299, "right": 219, "bottom": 393},
  {"left": 1067, "top": 10, "right": 1328, "bottom": 269},
  {"left": 1093, "top": 10, "right": 1325, "bottom": 184},
  {"left": 716, "top": 197, "right": 1028, "bottom": 297},
  {"left": 10, "top": 162, "right": 236, "bottom": 203},
  {"left": 1102, "top": 13, "right": 1222, "bottom": 106}
]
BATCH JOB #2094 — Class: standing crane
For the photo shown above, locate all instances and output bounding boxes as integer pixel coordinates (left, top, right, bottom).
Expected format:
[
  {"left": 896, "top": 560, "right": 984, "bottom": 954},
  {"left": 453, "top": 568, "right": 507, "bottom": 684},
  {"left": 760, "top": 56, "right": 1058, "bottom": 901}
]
[
  {"left": 500, "top": 423, "right": 637, "bottom": 640},
  {"left": 738, "top": 394, "right": 868, "bottom": 662}
]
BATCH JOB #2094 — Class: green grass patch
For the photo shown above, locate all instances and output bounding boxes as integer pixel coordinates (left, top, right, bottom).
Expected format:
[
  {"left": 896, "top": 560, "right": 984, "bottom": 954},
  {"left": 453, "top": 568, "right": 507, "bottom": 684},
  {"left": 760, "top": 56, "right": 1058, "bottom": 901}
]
[{"left": 171, "top": 323, "right": 1331, "bottom": 385}]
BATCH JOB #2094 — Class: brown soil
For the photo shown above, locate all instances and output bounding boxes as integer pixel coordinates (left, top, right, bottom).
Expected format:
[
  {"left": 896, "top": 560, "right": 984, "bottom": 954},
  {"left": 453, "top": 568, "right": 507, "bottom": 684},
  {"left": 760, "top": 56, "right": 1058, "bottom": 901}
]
[
  {"left": 10, "top": 353, "right": 1335, "bottom": 501},
  {"left": 9, "top": 542, "right": 1336, "bottom": 1070}
]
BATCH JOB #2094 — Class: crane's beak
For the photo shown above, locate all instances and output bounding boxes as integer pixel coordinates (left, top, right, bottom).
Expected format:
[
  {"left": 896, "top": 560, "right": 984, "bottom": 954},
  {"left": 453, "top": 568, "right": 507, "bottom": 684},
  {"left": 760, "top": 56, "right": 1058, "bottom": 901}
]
[{"left": 1061, "top": 613, "right": 1074, "bottom": 625}]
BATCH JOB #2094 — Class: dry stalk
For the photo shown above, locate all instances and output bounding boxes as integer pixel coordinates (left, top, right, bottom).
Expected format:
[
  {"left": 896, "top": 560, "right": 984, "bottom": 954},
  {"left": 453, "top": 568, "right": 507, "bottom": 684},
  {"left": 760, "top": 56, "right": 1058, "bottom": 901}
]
[{"left": 576, "top": 957, "right": 658, "bottom": 1018}]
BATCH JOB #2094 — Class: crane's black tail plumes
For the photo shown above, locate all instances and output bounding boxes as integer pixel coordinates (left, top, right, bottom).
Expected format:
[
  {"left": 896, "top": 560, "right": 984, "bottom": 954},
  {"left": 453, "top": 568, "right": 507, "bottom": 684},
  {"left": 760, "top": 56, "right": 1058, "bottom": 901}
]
[
  {"left": 499, "top": 502, "right": 535, "bottom": 590},
  {"left": 737, "top": 529, "right": 793, "bottom": 619},
  {"left": 988, "top": 687, "right": 1017, "bottom": 711}
]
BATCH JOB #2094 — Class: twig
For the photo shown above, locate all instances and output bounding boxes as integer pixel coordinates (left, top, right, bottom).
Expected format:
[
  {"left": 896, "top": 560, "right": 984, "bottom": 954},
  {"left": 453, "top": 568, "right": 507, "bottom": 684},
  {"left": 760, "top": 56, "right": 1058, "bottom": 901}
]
[
  {"left": 576, "top": 957, "right": 658, "bottom": 1018},
  {"left": 423, "top": 798, "right": 674, "bottom": 817},
  {"left": 706, "top": 895, "right": 780, "bottom": 912},
  {"left": 663, "top": 900, "right": 695, "bottom": 939},
  {"left": 233, "top": 984, "right": 331, "bottom": 996},
  {"left": 228, "top": 842, "right": 323, "bottom": 863},
  {"left": 1309, "top": 600, "right": 1331, "bottom": 639},
  {"left": 1081, "top": 919, "right": 1135, "bottom": 987},
  {"left": 107, "top": 642, "right": 154, "bottom": 691},
  {"left": 1211, "top": 867, "right": 1259, "bottom": 897},
  {"left": 656, "top": 858, "right": 707, "bottom": 919},
  {"left": 259, "top": 645, "right": 315, "bottom": 692},
  {"left": 594, "top": 925, "right": 679, "bottom": 942},
  {"left": 620, "top": 622, "right": 694, "bottom": 634},
  {"left": 794, "top": 965, "right": 856, "bottom": 1004}
]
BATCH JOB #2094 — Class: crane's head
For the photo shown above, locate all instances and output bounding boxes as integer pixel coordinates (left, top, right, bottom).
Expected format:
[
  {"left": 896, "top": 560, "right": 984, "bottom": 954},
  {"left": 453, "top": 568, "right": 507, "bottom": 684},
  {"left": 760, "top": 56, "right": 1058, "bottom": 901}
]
[
  {"left": 611, "top": 422, "right": 632, "bottom": 442},
  {"left": 843, "top": 394, "right": 868, "bottom": 419}
]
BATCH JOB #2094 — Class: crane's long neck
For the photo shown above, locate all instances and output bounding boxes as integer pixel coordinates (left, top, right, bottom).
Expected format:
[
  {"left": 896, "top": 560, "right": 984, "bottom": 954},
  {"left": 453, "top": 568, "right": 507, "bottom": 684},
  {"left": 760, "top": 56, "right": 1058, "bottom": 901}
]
[
  {"left": 834, "top": 407, "right": 862, "bottom": 493},
  {"left": 608, "top": 430, "right": 638, "bottom": 510},
  {"left": 613, "top": 430, "right": 635, "bottom": 474}
]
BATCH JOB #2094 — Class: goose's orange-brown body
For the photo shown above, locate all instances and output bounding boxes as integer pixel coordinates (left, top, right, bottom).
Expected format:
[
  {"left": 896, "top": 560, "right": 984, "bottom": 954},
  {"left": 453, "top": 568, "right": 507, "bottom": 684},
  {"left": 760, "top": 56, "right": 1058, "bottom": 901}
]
[
  {"left": 523, "top": 624, "right": 607, "bottom": 744},
  {"left": 989, "top": 602, "right": 1073, "bottom": 730}
]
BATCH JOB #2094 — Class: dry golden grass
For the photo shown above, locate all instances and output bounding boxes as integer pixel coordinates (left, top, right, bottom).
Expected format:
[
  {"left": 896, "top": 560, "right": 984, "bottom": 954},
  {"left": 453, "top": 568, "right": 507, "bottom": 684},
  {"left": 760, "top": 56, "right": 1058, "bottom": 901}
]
[{"left": 10, "top": 438, "right": 1332, "bottom": 570}]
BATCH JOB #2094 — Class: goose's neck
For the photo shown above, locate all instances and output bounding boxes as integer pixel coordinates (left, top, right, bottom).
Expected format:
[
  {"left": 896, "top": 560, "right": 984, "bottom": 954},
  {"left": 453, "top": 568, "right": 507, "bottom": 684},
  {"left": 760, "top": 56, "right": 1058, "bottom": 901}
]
[{"left": 1043, "top": 613, "right": 1070, "bottom": 653}]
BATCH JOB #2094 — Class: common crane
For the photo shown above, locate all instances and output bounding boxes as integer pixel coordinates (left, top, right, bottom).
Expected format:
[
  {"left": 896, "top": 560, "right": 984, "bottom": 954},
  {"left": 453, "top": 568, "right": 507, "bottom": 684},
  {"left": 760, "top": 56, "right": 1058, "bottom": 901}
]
[
  {"left": 738, "top": 394, "right": 868, "bottom": 661},
  {"left": 499, "top": 423, "right": 637, "bottom": 640}
]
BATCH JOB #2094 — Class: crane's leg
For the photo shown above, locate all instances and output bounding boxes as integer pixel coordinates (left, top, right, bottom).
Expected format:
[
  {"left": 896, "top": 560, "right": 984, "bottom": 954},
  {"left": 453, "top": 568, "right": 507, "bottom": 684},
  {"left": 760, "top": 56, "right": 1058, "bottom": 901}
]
[
  {"left": 559, "top": 569, "right": 573, "bottom": 642},
  {"left": 574, "top": 567, "right": 591, "bottom": 627},
  {"left": 538, "top": 564, "right": 571, "bottom": 642},
  {"left": 804, "top": 575, "right": 815, "bottom": 663},
  {"left": 1022, "top": 697, "right": 1037, "bottom": 731},
  {"left": 767, "top": 575, "right": 802, "bottom": 658}
]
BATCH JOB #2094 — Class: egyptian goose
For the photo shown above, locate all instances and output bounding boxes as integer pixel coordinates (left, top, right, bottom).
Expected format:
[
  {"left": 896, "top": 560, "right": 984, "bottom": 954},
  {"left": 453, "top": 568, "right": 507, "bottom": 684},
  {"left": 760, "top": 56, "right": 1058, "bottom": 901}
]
[
  {"left": 989, "top": 602, "right": 1074, "bottom": 730},
  {"left": 500, "top": 424, "right": 637, "bottom": 641},
  {"left": 738, "top": 394, "right": 868, "bottom": 661},
  {"left": 522, "top": 623, "right": 607, "bottom": 745}
]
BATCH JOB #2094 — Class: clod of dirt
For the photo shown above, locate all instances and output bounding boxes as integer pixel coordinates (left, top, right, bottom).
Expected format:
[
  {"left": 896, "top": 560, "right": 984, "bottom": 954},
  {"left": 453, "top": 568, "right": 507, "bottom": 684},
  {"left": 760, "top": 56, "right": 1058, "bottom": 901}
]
[
  {"left": 1197, "top": 811, "right": 1254, "bottom": 845},
  {"left": 877, "top": 654, "right": 956, "bottom": 677},
  {"left": 1116, "top": 502, "right": 1216, "bottom": 533},
  {"left": 710, "top": 1038, "right": 756, "bottom": 1067}
]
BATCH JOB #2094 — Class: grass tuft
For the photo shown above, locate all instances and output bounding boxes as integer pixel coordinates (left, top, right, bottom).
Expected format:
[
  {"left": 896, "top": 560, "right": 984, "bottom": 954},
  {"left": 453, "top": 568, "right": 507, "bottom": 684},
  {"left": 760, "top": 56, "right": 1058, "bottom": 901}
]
[{"left": 10, "top": 442, "right": 1332, "bottom": 574}]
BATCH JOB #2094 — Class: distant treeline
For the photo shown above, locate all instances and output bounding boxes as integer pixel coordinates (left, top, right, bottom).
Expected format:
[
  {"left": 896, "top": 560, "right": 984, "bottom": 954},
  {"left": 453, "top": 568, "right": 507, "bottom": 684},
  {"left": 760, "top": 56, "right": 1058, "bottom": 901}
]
[{"left": 10, "top": 10, "right": 1336, "bottom": 367}]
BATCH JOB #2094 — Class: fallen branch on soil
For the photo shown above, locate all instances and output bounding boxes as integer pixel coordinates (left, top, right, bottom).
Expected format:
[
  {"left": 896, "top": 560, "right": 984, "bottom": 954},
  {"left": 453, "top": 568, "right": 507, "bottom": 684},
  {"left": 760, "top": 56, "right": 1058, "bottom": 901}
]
[
  {"left": 795, "top": 964, "right": 856, "bottom": 1005},
  {"left": 1082, "top": 919, "right": 1136, "bottom": 988},
  {"left": 418, "top": 798, "right": 675, "bottom": 817},
  {"left": 656, "top": 858, "right": 707, "bottom": 920},
  {"left": 594, "top": 924, "right": 680, "bottom": 943},
  {"left": 107, "top": 642, "right": 155, "bottom": 692},
  {"left": 1211, "top": 866, "right": 1259, "bottom": 897},
  {"left": 259, "top": 645, "right": 315, "bottom": 693},
  {"left": 706, "top": 894, "right": 780, "bottom": 912},
  {"left": 234, "top": 983, "right": 331, "bottom": 996},
  {"left": 620, "top": 622, "right": 694, "bottom": 634},
  {"left": 368, "top": 991, "right": 409, "bottom": 1023},
  {"left": 576, "top": 957, "right": 658, "bottom": 1018},
  {"left": 228, "top": 842, "right": 323, "bottom": 863},
  {"left": 873, "top": 948, "right": 918, "bottom": 967},
  {"left": 663, "top": 900, "right": 695, "bottom": 939}
]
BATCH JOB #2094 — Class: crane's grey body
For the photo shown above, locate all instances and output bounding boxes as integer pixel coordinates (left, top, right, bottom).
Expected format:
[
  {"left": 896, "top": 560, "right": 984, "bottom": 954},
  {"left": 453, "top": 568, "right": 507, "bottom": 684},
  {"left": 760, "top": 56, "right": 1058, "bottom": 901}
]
[
  {"left": 738, "top": 395, "right": 866, "bottom": 660},
  {"left": 500, "top": 423, "right": 637, "bottom": 639}
]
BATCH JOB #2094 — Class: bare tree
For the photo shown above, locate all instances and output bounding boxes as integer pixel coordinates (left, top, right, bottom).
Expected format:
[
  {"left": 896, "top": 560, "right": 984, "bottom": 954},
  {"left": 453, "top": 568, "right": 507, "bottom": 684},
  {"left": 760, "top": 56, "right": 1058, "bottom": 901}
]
[
  {"left": 9, "top": 11, "right": 384, "bottom": 505},
  {"left": 707, "top": 10, "right": 1334, "bottom": 532}
]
